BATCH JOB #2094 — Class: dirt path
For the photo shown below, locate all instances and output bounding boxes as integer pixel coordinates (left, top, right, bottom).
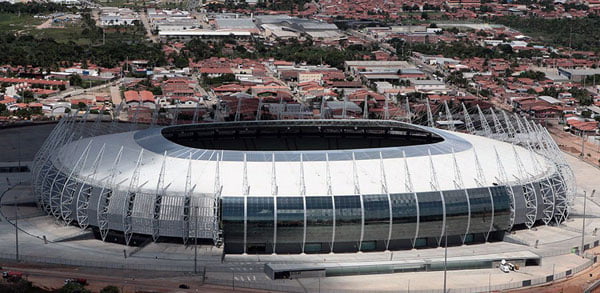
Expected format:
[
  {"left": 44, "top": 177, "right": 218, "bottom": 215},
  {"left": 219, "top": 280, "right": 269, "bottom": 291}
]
[
  {"left": 36, "top": 18, "right": 54, "bottom": 29},
  {"left": 547, "top": 123, "right": 600, "bottom": 168}
]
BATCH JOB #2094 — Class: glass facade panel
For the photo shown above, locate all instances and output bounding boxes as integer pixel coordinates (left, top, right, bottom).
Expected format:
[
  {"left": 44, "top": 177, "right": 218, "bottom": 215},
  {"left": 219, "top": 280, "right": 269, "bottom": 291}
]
[
  {"left": 489, "top": 186, "right": 511, "bottom": 231},
  {"left": 417, "top": 191, "right": 444, "bottom": 238},
  {"left": 246, "top": 197, "right": 274, "bottom": 246},
  {"left": 276, "top": 197, "right": 304, "bottom": 244},
  {"left": 305, "top": 196, "right": 333, "bottom": 247},
  {"left": 443, "top": 190, "right": 470, "bottom": 236},
  {"left": 468, "top": 188, "right": 493, "bottom": 234},
  {"left": 390, "top": 193, "right": 417, "bottom": 241},
  {"left": 221, "top": 197, "right": 245, "bottom": 245},
  {"left": 362, "top": 194, "right": 390, "bottom": 242},
  {"left": 334, "top": 196, "right": 362, "bottom": 245}
]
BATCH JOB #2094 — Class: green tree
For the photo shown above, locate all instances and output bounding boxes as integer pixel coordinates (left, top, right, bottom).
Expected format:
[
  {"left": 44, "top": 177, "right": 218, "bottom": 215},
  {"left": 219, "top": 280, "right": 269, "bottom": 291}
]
[
  {"left": 21, "top": 90, "right": 35, "bottom": 103},
  {"left": 60, "top": 282, "right": 91, "bottom": 293},
  {"left": 69, "top": 74, "right": 83, "bottom": 87},
  {"left": 173, "top": 54, "right": 189, "bottom": 68},
  {"left": 100, "top": 285, "right": 120, "bottom": 293}
]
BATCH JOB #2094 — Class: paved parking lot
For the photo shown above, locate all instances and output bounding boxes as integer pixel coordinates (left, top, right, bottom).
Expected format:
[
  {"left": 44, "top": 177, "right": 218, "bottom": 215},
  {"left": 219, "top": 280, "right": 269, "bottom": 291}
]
[{"left": 0, "top": 123, "right": 56, "bottom": 162}]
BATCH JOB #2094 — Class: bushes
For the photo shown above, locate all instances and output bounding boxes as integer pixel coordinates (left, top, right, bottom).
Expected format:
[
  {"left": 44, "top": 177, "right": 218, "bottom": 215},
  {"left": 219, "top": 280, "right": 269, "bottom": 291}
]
[{"left": 100, "top": 285, "right": 120, "bottom": 293}]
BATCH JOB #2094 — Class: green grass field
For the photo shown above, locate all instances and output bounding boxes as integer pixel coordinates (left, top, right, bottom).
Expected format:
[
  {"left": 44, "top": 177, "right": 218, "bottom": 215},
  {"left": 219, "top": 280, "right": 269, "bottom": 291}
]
[
  {"left": 29, "top": 25, "right": 90, "bottom": 45},
  {"left": 0, "top": 13, "right": 44, "bottom": 33}
]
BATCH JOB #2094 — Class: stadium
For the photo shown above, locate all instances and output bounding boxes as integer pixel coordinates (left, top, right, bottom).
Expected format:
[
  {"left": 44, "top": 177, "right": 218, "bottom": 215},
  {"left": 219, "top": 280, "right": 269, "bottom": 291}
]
[{"left": 31, "top": 108, "right": 575, "bottom": 254}]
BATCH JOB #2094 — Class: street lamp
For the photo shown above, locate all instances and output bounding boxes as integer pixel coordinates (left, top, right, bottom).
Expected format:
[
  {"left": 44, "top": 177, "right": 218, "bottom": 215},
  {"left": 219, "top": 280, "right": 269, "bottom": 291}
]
[
  {"left": 15, "top": 193, "right": 19, "bottom": 262},
  {"left": 194, "top": 206, "right": 198, "bottom": 274},
  {"left": 443, "top": 224, "right": 448, "bottom": 293}
]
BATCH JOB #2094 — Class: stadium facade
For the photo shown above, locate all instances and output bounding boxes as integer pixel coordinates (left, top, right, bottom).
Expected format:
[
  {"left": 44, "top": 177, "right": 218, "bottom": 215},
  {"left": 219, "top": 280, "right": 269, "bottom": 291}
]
[{"left": 32, "top": 108, "right": 575, "bottom": 254}]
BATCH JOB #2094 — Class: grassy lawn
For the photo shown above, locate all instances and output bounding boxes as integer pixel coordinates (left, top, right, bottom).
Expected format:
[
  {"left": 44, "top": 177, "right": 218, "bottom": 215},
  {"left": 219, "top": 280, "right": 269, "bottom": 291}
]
[
  {"left": 0, "top": 13, "right": 44, "bottom": 33},
  {"left": 29, "top": 25, "right": 91, "bottom": 45},
  {"left": 30, "top": 25, "right": 92, "bottom": 45}
]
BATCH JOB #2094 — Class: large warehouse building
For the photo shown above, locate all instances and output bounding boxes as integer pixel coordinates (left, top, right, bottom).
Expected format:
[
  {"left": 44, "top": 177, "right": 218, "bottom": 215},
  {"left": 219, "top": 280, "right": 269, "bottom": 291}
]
[{"left": 32, "top": 113, "right": 574, "bottom": 254}]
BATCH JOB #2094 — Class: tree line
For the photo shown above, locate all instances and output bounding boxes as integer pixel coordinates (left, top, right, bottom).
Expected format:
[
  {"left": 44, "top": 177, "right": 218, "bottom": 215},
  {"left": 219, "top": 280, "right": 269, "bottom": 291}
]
[
  {"left": 0, "top": 2, "right": 73, "bottom": 14},
  {"left": 493, "top": 15, "right": 600, "bottom": 52}
]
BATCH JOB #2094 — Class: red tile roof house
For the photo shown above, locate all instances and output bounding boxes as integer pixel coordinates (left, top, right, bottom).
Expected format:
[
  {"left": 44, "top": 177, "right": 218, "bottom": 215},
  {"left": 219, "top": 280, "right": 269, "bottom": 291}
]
[
  {"left": 212, "top": 83, "right": 250, "bottom": 95},
  {"left": 124, "top": 90, "right": 156, "bottom": 108},
  {"left": 161, "top": 82, "right": 196, "bottom": 97},
  {"left": 0, "top": 77, "right": 68, "bottom": 90},
  {"left": 567, "top": 120, "right": 598, "bottom": 136},
  {"left": 200, "top": 67, "right": 234, "bottom": 78},
  {"left": 0, "top": 96, "right": 17, "bottom": 106}
]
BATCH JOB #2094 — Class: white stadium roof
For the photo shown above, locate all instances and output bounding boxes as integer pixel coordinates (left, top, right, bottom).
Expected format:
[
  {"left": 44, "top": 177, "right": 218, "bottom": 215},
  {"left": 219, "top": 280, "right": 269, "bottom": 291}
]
[{"left": 54, "top": 121, "right": 555, "bottom": 197}]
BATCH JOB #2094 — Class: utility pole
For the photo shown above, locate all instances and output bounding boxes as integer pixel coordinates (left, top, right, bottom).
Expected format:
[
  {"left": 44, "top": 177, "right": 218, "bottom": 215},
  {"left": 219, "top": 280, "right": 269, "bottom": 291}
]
[
  {"left": 582, "top": 132, "right": 586, "bottom": 158},
  {"left": 581, "top": 190, "right": 588, "bottom": 256},
  {"left": 582, "top": 189, "right": 597, "bottom": 256},
  {"left": 15, "top": 194, "right": 19, "bottom": 262},
  {"left": 443, "top": 225, "right": 447, "bottom": 293},
  {"left": 17, "top": 130, "right": 21, "bottom": 181},
  {"left": 194, "top": 206, "right": 198, "bottom": 274}
]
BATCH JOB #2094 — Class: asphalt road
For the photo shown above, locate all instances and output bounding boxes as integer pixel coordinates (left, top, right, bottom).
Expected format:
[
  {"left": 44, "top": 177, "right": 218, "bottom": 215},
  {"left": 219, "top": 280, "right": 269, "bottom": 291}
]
[{"left": 0, "top": 263, "right": 261, "bottom": 293}]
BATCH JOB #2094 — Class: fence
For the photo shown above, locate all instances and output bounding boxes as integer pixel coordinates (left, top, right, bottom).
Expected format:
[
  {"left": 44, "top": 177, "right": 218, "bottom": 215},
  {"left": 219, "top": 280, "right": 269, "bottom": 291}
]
[
  {"left": 0, "top": 249, "right": 597, "bottom": 293},
  {"left": 202, "top": 255, "right": 595, "bottom": 293}
]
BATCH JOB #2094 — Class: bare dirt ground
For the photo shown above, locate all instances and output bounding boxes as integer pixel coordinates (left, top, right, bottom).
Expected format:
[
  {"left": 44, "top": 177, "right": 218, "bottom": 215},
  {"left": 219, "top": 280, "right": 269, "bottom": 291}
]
[
  {"left": 36, "top": 18, "right": 55, "bottom": 29},
  {"left": 547, "top": 122, "right": 600, "bottom": 169}
]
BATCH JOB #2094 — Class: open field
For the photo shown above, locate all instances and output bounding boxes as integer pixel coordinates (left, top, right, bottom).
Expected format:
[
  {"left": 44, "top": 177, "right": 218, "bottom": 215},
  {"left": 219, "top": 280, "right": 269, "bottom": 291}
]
[
  {"left": 0, "top": 13, "right": 43, "bottom": 33},
  {"left": 28, "top": 26, "right": 89, "bottom": 45}
]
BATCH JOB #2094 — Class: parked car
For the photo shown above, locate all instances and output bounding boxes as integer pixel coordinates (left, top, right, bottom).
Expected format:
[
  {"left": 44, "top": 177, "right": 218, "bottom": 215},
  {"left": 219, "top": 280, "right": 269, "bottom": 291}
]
[
  {"left": 64, "top": 278, "right": 88, "bottom": 285},
  {"left": 2, "top": 271, "right": 23, "bottom": 282}
]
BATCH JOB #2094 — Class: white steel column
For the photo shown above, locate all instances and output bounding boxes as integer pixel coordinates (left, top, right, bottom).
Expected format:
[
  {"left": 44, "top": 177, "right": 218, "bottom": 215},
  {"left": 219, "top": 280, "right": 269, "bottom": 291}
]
[
  {"left": 213, "top": 152, "right": 222, "bottom": 244},
  {"left": 527, "top": 143, "right": 555, "bottom": 225},
  {"left": 152, "top": 151, "right": 168, "bottom": 241},
  {"left": 192, "top": 100, "right": 201, "bottom": 124},
  {"left": 48, "top": 133, "right": 77, "bottom": 218},
  {"left": 181, "top": 152, "right": 194, "bottom": 244},
  {"left": 472, "top": 148, "right": 486, "bottom": 187},
  {"left": 326, "top": 153, "right": 335, "bottom": 253},
  {"left": 97, "top": 146, "right": 124, "bottom": 241},
  {"left": 379, "top": 152, "right": 393, "bottom": 251},
  {"left": 476, "top": 105, "right": 492, "bottom": 137},
  {"left": 426, "top": 98, "right": 434, "bottom": 128},
  {"left": 242, "top": 152, "right": 249, "bottom": 254},
  {"left": 428, "top": 148, "right": 445, "bottom": 247},
  {"left": 452, "top": 149, "right": 470, "bottom": 244},
  {"left": 123, "top": 149, "right": 144, "bottom": 245},
  {"left": 502, "top": 111, "right": 517, "bottom": 141},
  {"left": 60, "top": 140, "right": 93, "bottom": 224},
  {"left": 271, "top": 153, "right": 278, "bottom": 254},
  {"left": 485, "top": 186, "right": 495, "bottom": 242},
  {"left": 405, "top": 97, "right": 412, "bottom": 124},
  {"left": 512, "top": 145, "right": 538, "bottom": 229},
  {"left": 76, "top": 143, "right": 105, "bottom": 229},
  {"left": 352, "top": 152, "right": 364, "bottom": 251},
  {"left": 299, "top": 153, "right": 307, "bottom": 254},
  {"left": 490, "top": 108, "right": 505, "bottom": 138},
  {"left": 494, "top": 147, "right": 516, "bottom": 231},
  {"left": 403, "top": 151, "right": 418, "bottom": 248},
  {"left": 462, "top": 103, "right": 476, "bottom": 134},
  {"left": 443, "top": 100, "right": 454, "bottom": 131}
]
